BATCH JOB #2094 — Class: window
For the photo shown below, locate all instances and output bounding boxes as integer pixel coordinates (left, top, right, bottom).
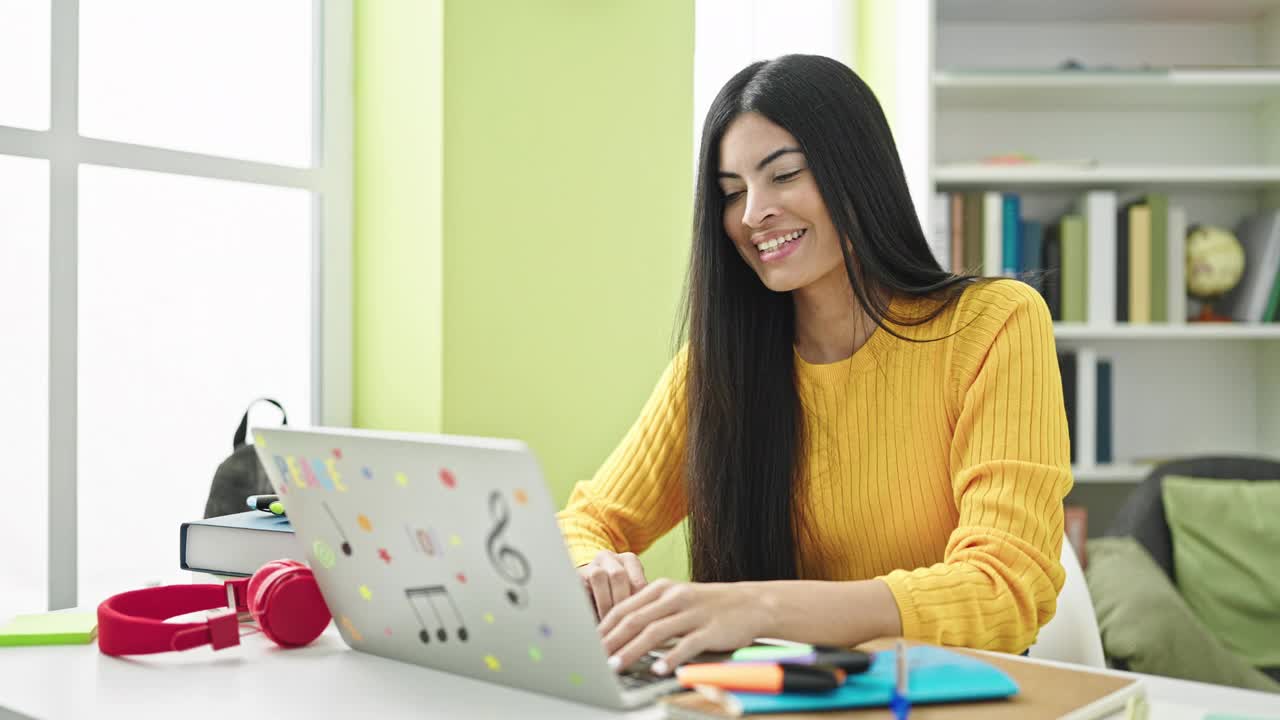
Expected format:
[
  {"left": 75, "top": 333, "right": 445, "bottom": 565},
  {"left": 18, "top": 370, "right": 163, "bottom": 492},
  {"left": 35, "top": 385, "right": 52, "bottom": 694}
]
[{"left": 0, "top": 0, "right": 351, "bottom": 611}]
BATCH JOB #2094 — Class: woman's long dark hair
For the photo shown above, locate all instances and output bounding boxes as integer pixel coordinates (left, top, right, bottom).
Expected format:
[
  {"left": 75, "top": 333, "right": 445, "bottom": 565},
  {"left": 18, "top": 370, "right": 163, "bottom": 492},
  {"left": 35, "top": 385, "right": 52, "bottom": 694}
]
[{"left": 683, "top": 54, "right": 979, "bottom": 583}]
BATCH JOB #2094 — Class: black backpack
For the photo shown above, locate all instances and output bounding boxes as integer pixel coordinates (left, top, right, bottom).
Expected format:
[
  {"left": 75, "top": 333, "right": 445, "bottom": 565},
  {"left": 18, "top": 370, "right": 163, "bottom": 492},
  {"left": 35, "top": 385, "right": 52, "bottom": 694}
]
[{"left": 203, "top": 398, "right": 287, "bottom": 518}]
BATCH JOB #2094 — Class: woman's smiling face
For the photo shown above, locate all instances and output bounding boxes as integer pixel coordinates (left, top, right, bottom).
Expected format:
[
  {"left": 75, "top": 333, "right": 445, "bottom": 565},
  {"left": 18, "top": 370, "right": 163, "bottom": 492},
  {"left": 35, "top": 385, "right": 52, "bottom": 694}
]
[{"left": 717, "top": 112, "right": 846, "bottom": 293}]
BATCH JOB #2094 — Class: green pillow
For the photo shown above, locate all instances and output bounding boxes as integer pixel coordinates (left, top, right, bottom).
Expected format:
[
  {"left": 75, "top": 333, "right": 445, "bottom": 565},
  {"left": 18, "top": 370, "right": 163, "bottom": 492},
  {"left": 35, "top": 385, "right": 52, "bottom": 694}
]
[
  {"left": 1084, "top": 536, "right": 1280, "bottom": 693},
  {"left": 1162, "top": 475, "right": 1280, "bottom": 668}
]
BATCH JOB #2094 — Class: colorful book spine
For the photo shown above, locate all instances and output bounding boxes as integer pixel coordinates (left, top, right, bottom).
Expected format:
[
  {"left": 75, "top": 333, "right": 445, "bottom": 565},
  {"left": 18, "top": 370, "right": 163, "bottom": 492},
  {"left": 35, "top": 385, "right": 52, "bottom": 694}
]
[
  {"left": 1096, "top": 359, "right": 1113, "bottom": 465},
  {"left": 1002, "top": 194, "right": 1021, "bottom": 277},
  {"left": 1080, "top": 191, "right": 1117, "bottom": 327},
  {"left": 963, "top": 192, "right": 984, "bottom": 275},
  {"left": 1146, "top": 194, "right": 1169, "bottom": 323},
  {"left": 1060, "top": 215, "right": 1088, "bottom": 323},
  {"left": 1021, "top": 220, "right": 1044, "bottom": 292},
  {"left": 1129, "top": 204, "right": 1152, "bottom": 324},
  {"left": 983, "top": 192, "right": 1003, "bottom": 277}
]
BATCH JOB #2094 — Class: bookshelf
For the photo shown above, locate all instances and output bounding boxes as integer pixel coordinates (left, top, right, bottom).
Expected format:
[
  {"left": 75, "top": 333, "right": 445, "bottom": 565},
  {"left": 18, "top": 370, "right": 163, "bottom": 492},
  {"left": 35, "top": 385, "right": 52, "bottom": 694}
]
[{"left": 926, "top": 0, "right": 1280, "bottom": 492}]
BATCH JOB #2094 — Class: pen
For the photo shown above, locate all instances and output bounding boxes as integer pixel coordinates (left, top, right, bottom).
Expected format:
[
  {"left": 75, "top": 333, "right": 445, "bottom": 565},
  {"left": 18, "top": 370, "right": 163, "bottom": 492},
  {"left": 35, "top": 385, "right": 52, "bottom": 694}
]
[
  {"left": 676, "top": 662, "right": 844, "bottom": 693},
  {"left": 246, "top": 495, "right": 284, "bottom": 515},
  {"left": 890, "top": 639, "right": 911, "bottom": 720},
  {"left": 730, "top": 645, "right": 872, "bottom": 674}
]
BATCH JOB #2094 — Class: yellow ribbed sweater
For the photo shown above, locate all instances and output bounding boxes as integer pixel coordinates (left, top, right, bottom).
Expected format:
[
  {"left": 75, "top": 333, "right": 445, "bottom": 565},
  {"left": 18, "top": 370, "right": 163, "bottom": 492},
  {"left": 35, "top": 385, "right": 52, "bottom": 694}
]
[{"left": 556, "top": 279, "right": 1073, "bottom": 652}]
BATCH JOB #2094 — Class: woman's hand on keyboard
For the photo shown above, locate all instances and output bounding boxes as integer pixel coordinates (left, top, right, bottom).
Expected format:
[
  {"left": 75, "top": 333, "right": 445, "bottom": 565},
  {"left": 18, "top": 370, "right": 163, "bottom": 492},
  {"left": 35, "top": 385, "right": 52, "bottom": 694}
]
[{"left": 578, "top": 550, "right": 649, "bottom": 621}]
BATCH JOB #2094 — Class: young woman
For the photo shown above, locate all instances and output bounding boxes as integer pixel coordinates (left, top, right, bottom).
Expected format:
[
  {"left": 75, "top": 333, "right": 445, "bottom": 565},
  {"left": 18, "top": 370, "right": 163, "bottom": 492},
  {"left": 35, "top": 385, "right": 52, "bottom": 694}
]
[{"left": 556, "top": 55, "right": 1072, "bottom": 677}]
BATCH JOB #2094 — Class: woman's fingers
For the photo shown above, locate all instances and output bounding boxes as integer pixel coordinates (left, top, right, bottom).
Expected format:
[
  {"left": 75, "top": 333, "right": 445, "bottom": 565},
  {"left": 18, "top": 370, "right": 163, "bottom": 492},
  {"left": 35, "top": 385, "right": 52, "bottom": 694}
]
[
  {"left": 581, "top": 551, "right": 642, "bottom": 620},
  {"left": 618, "top": 551, "right": 648, "bottom": 592},
  {"left": 598, "top": 577, "right": 671, "bottom": 637},
  {"left": 653, "top": 629, "right": 714, "bottom": 675},
  {"left": 607, "top": 610, "right": 699, "bottom": 674}
]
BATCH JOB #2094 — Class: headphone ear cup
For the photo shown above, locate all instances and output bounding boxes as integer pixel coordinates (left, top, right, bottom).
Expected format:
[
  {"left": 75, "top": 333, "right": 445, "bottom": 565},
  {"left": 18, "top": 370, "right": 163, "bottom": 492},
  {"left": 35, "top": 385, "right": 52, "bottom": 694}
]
[{"left": 249, "top": 562, "right": 332, "bottom": 648}]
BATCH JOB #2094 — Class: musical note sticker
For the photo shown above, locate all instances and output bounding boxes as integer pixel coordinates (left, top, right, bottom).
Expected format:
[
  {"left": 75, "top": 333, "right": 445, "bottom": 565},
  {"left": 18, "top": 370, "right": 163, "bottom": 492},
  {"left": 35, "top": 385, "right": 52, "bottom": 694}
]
[
  {"left": 485, "top": 490, "right": 532, "bottom": 607},
  {"left": 322, "top": 501, "right": 353, "bottom": 556},
  {"left": 405, "top": 585, "right": 469, "bottom": 644}
]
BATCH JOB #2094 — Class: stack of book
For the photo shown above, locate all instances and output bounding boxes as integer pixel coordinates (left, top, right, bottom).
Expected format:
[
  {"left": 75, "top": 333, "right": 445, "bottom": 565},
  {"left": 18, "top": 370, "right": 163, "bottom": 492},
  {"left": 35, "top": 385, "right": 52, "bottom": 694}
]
[
  {"left": 933, "top": 190, "right": 1200, "bottom": 324},
  {"left": 179, "top": 511, "right": 300, "bottom": 577}
]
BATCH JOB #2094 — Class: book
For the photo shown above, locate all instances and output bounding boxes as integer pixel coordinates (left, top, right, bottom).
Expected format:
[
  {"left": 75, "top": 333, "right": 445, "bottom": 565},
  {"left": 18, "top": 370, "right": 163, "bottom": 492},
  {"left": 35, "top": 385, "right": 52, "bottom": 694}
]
[
  {"left": 1020, "top": 220, "right": 1044, "bottom": 292},
  {"left": 1116, "top": 202, "right": 1130, "bottom": 323},
  {"left": 1167, "top": 205, "right": 1188, "bottom": 324},
  {"left": 662, "top": 639, "right": 1145, "bottom": 720},
  {"left": 1078, "top": 191, "right": 1117, "bottom": 327},
  {"left": 931, "top": 192, "right": 952, "bottom": 272},
  {"left": 1042, "top": 222, "right": 1062, "bottom": 320},
  {"left": 179, "top": 510, "right": 301, "bottom": 577},
  {"left": 1059, "top": 351, "right": 1077, "bottom": 465},
  {"left": 1221, "top": 210, "right": 1280, "bottom": 322},
  {"left": 950, "top": 193, "right": 965, "bottom": 274},
  {"left": 1128, "top": 204, "right": 1152, "bottom": 324},
  {"left": 1060, "top": 215, "right": 1088, "bottom": 323},
  {"left": 1146, "top": 193, "right": 1169, "bottom": 323},
  {"left": 1096, "top": 359, "right": 1113, "bottom": 465},
  {"left": 962, "top": 192, "right": 984, "bottom": 274},
  {"left": 1002, "top": 194, "right": 1021, "bottom": 276},
  {"left": 983, "top": 192, "right": 1003, "bottom": 277},
  {"left": 0, "top": 612, "right": 98, "bottom": 646}
]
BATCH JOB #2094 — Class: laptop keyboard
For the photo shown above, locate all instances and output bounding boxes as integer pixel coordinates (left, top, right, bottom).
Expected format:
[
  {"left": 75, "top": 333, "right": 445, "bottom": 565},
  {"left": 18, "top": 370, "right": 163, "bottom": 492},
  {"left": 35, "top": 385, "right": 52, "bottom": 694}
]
[{"left": 618, "top": 651, "right": 670, "bottom": 690}]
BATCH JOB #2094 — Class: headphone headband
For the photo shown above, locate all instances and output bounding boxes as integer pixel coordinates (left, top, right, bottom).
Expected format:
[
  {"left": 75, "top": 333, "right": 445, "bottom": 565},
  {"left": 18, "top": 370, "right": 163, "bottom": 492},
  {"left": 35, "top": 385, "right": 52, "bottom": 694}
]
[{"left": 98, "top": 581, "right": 250, "bottom": 656}]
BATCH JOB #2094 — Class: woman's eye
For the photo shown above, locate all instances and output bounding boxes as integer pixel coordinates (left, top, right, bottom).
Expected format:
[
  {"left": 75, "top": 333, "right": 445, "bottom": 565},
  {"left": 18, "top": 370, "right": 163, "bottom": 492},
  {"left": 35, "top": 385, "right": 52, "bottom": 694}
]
[
  {"left": 723, "top": 190, "right": 744, "bottom": 203},
  {"left": 775, "top": 169, "right": 803, "bottom": 182}
]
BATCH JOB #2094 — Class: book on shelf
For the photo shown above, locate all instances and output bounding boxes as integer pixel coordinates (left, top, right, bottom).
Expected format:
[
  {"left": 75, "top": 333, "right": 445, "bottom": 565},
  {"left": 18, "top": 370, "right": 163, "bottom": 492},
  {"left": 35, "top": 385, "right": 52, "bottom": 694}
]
[
  {"left": 179, "top": 510, "right": 301, "bottom": 577},
  {"left": 1057, "top": 350, "right": 1113, "bottom": 467},
  {"left": 933, "top": 189, "right": 1201, "bottom": 326},
  {"left": 1219, "top": 210, "right": 1280, "bottom": 323}
]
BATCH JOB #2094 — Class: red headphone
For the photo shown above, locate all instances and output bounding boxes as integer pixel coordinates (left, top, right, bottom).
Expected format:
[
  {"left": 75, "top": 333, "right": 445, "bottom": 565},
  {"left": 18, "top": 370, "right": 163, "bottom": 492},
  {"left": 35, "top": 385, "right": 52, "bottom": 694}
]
[{"left": 97, "top": 560, "right": 332, "bottom": 656}]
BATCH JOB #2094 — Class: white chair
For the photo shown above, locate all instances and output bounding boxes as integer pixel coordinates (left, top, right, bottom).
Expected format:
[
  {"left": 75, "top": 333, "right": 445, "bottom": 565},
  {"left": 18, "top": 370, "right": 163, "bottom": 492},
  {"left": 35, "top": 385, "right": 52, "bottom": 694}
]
[{"left": 1027, "top": 539, "right": 1106, "bottom": 668}]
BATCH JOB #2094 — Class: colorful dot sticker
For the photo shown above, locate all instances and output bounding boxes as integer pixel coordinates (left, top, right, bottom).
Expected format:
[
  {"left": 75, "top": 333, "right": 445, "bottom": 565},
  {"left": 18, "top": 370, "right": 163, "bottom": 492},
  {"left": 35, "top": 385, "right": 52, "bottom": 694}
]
[
  {"left": 357, "top": 514, "right": 373, "bottom": 532},
  {"left": 340, "top": 615, "right": 363, "bottom": 642},
  {"left": 514, "top": 488, "right": 528, "bottom": 505},
  {"left": 384, "top": 627, "right": 393, "bottom": 637},
  {"left": 362, "top": 466, "right": 373, "bottom": 479},
  {"left": 539, "top": 624, "right": 552, "bottom": 638},
  {"left": 484, "top": 655, "right": 502, "bottom": 672},
  {"left": 528, "top": 646, "right": 542, "bottom": 662},
  {"left": 313, "top": 539, "right": 336, "bottom": 569},
  {"left": 394, "top": 471, "right": 408, "bottom": 487},
  {"left": 455, "top": 572, "right": 467, "bottom": 584},
  {"left": 332, "top": 448, "right": 343, "bottom": 460},
  {"left": 569, "top": 673, "right": 583, "bottom": 686},
  {"left": 483, "top": 613, "right": 495, "bottom": 624},
  {"left": 359, "top": 584, "right": 373, "bottom": 601},
  {"left": 448, "top": 534, "right": 462, "bottom": 547},
  {"left": 254, "top": 433, "right": 267, "bottom": 447},
  {"left": 439, "top": 469, "right": 457, "bottom": 489},
  {"left": 378, "top": 548, "right": 392, "bottom": 564}
]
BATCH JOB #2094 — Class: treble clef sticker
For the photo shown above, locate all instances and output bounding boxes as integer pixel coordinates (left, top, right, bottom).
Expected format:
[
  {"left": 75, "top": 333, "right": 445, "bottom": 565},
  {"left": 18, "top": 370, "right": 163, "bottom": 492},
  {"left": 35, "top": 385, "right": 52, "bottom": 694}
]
[{"left": 485, "top": 490, "right": 531, "bottom": 607}]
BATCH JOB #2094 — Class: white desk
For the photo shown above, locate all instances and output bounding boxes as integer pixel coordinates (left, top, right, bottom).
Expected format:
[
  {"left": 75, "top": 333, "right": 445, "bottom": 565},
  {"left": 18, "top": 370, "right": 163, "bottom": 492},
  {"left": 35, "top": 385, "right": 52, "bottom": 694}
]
[{"left": 1, "top": 622, "right": 1277, "bottom": 719}]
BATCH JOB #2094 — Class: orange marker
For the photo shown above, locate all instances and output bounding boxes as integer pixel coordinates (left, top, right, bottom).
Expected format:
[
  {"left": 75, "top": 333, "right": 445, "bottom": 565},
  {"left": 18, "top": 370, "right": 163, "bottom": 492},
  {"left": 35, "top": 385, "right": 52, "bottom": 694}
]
[{"left": 676, "top": 662, "right": 844, "bottom": 693}]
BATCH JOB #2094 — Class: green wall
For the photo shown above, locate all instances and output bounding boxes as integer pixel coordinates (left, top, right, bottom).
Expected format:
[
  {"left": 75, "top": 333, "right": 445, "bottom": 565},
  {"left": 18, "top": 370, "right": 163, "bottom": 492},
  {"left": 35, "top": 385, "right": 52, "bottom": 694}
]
[
  {"left": 354, "top": 0, "right": 695, "bottom": 579},
  {"left": 353, "top": 0, "right": 444, "bottom": 433}
]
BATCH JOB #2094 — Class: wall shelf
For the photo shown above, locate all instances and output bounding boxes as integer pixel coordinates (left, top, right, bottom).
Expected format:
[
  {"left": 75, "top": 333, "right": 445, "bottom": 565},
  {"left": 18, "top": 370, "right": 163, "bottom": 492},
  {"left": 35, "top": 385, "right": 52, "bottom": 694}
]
[
  {"left": 1053, "top": 323, "right": 1280, "bottom": 340},
  {"left": 1072, "top": 464, "right": 1150, "bottom": 483},
  {"left": 935, "top": 70, "right": 1280, "bottom": 110},
  {"left": 934, "top": 164, "right": 1280, "bottom": 188}
]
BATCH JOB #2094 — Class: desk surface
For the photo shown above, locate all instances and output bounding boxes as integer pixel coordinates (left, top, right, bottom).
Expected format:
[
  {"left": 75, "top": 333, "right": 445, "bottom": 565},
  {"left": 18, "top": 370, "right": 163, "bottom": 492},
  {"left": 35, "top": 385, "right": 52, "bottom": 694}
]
[{"left": 0, "top": 622, "right": 1277, "bottom": 719}]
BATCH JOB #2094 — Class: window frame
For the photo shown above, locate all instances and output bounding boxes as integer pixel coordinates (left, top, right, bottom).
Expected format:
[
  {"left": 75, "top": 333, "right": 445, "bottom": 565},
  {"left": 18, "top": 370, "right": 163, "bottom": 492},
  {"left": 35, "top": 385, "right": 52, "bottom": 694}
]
[{"left": 0, "top": 0, "right": 352, "bottom": 609}]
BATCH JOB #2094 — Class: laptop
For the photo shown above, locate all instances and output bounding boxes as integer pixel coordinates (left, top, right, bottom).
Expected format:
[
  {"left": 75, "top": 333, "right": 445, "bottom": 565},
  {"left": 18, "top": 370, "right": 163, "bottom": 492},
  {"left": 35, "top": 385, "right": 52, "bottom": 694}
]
[{"left": 251, "top": 426, "right": 682, "bottom": 710}]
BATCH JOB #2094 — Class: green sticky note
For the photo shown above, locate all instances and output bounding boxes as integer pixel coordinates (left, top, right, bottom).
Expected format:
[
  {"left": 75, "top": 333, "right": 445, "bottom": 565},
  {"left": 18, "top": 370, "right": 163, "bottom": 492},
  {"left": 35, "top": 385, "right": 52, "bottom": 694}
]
[
  {"left": 731, "top": 644, "right": 813, "bottom": 661},
  {"left": 0, "top": 612, "right": 98, "bottom": 646}
]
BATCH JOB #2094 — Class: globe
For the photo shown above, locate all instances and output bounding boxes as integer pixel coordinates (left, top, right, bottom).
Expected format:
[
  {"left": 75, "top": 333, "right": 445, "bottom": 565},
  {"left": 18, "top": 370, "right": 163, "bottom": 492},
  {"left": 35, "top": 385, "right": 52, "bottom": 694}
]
[{"left": 1186, "top": 225, "right": 1244, "bottom": 322}]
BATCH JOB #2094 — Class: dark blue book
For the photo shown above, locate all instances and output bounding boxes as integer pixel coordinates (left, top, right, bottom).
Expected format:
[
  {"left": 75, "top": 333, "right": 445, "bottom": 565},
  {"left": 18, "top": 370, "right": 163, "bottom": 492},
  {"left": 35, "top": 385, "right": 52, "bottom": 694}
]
[
  {"left": 1059, "top": 351, "right": 1077, "bottom": 465},
  {"left": 1043, "top": 222, "right": 1063, "bottom": 320},
  {"left": 1002, "top": 194, "right": 1022, "bottom": 276},
  {"left": 179, "top": 511, "right": 300, "bottom": 577},
  {"left": 1021, "top": 220, "right": 1044, "bottom": 291},
  {"left": 1096, "top": 360, "right": 1113, "bottom": 464}
]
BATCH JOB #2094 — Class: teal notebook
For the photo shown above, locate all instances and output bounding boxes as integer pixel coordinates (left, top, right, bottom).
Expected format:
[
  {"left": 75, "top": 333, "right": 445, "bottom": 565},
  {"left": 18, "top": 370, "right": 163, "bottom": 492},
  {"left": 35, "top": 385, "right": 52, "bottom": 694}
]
[{"left": 725, "top": 646, "right": 1018, "bottom": 714}]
